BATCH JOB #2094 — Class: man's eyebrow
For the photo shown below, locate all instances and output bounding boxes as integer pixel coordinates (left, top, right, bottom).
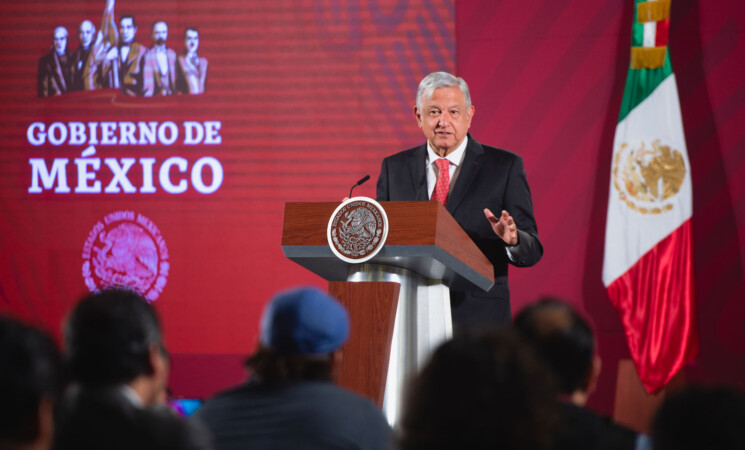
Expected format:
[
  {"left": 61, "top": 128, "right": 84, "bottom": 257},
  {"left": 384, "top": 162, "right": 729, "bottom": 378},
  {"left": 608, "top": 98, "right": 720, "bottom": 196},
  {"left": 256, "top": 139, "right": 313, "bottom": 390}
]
[{"left": 426, "top": 104, "right": 463, "bottom": 110}]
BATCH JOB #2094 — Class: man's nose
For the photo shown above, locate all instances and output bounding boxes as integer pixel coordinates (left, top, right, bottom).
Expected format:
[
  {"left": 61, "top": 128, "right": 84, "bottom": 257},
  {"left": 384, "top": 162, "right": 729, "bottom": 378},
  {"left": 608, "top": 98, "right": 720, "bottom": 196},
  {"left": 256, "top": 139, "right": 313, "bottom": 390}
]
[{"left": 438, "top": 113, "right": 450, "bottom": 127}]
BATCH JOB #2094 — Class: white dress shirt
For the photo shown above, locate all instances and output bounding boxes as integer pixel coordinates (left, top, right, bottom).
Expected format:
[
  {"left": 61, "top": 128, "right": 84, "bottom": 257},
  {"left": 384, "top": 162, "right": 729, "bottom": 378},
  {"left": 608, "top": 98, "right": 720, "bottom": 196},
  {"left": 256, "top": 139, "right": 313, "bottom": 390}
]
[{"left": 425, "top": 136, "right": 469, "bottom": 199}]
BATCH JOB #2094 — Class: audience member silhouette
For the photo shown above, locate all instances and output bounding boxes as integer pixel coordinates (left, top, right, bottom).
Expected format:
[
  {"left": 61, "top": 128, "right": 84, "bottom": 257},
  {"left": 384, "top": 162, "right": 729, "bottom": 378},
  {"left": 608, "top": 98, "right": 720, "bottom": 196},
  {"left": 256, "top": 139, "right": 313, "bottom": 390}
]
[
  {"left": 399, "top": 328, "right": 558, "bottom": 450},
  {"left": 0, "top": 316, "right": 61, "bottom": 450},
  {"left": 195, "top": 287, "right": 392, "bottom": 450},
  {"left": 54, "top": 289, "right": 213, "bottom": 450},
  {"left": 652, "top": 385, "right": 745, "bottom": 450},
  {"left": 514, "top": 298, "right": 646, "bottom": 450}
]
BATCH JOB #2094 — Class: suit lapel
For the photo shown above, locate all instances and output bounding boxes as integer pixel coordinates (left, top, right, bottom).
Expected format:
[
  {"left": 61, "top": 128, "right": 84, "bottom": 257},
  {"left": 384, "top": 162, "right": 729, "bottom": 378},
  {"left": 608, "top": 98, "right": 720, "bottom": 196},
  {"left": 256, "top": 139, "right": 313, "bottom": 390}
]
[
  {"left": 167, "top": 50, "right": 177, "bottom": 86},
  {"left": 447, "top": 135, "right": 485, "bottom": 214},
  {"left": 407, "top": 145, "right": 428, "bottom": 201},
  {"left": 123, "top": 44, "right": 137, "bottom": 68},
  {"left": 53, "top": 51, "right": 67, "bottom": 93}
]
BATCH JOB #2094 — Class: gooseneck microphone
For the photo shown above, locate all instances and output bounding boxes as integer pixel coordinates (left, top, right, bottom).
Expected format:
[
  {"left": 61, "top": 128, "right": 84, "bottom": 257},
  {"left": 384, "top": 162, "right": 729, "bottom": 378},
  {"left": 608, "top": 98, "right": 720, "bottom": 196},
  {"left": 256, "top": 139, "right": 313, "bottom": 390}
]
[{"left": 348, "top": 175, "right": 371, "bottom": 199}]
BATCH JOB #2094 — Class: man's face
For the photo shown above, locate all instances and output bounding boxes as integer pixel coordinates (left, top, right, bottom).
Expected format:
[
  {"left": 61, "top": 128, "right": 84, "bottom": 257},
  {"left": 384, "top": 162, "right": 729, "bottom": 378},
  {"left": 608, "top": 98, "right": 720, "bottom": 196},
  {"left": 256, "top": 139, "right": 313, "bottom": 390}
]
[
  {"left": 53, "top": 27, "right": 68, "bottom": 54},
  {"left": 120, "top": 18, "right": 136, "bottom": 44},
  {"left": 184, "top": 30, "right": 199, "bottom": 53},
  {"left": 415, "top": 86, "right": 475, "bottom": 157},
  {"left": 79, "top": 20, "right": 94, "bottom": 48},
  {"left": 152, "top": 22, "right": 168, "bottom": 46}
]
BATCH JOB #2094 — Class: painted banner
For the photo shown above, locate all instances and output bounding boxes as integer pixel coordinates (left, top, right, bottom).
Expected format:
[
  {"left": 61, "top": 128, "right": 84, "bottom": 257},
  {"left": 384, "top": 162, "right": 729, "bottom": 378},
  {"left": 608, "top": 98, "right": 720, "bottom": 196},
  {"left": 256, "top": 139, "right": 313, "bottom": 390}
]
[{"left": 0, "top": 0, "right": 455, "bottom": 396}]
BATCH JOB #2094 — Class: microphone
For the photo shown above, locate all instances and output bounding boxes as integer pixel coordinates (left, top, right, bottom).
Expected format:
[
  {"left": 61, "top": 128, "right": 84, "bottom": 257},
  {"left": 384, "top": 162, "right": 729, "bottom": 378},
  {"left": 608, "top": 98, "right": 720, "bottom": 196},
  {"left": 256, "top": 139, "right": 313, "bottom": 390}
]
[{"left": 348, "top": 175, "right": 371, "bottom": 199}]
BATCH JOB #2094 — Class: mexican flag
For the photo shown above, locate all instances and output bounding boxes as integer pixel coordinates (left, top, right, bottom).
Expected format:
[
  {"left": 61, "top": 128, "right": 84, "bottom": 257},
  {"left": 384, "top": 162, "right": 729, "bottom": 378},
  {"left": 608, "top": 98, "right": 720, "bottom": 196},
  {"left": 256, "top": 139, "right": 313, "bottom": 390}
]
[{"left": 602, "top": 0, "right": 699, "bottom": 394}]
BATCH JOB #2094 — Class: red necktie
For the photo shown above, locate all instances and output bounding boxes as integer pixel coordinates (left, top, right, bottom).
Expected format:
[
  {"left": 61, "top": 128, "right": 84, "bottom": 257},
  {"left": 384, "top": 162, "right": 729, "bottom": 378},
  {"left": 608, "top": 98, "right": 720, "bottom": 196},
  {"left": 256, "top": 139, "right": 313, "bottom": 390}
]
[{"left": 433, "top": 158, "right": 450, "bottom": 206}]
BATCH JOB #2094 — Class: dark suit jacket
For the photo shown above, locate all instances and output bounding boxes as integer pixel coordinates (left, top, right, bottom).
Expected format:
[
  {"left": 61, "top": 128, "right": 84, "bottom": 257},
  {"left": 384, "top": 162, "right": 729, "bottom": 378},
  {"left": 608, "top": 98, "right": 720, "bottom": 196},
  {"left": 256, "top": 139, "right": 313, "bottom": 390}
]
[
  {"left": 376, "top": 135, "right": 542, "bottom": 325},
  {"left": 70, "top": 46, "right": 92, "bottom": 91},
  {"left": 118, "top": 42, "right": 148, "bottom": 96},
  {"left": 553, "top": 402, "right": 640, "bottom": 450},
  {"left": 143, "top": 47, "right": 178, "bottom": 96},
  {"left": 37, "top": 50, "right": 71, "bottom": 97},
  {"left": 176, "top": 55, "right": 208, "bottom": 94},
  {"left": 54, "top": 385, "right": 213, "bottom": 450}
]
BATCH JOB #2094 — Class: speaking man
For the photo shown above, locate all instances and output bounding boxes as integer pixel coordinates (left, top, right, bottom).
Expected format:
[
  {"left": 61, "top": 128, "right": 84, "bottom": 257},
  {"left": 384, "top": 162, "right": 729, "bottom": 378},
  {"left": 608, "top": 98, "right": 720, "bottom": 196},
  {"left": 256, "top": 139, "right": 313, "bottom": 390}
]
[{"left": 377, "top": 71, "right": 542, "bottom": 328}]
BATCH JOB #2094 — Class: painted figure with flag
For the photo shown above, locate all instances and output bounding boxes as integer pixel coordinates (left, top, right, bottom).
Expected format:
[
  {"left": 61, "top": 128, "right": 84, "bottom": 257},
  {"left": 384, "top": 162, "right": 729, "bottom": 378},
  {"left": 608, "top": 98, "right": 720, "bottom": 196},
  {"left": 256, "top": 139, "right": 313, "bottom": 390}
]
[{"left": 602, "top": 0, "right": 699, "bottom": 393}]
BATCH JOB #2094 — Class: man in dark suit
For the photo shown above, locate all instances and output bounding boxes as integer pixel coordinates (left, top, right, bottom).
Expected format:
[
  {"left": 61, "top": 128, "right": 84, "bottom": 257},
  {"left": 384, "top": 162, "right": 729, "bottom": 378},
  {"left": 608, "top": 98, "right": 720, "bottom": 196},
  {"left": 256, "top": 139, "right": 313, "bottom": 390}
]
[
  {"left": 143, "top": 20, "right": 178, "bottom": 96},
  {"left": 117, "top": 15, "right": 148, "bottom": 95},
  {"left": 71, "top": 0, "right": 119, "bottom": 91},
  {"left": 54, "top": 289, "right": 213, "bottom": 450},
  {"left": 70, "top": 20, "right": 96, "bottom": 92},
  {"left": 37, "top": 27, "right": 72, "bottom": 97},
  {"left": 377, "top": 71, "right": 542, "bottom": 327},
  {"left": 176, "top": 27, "right": 208, "bottom": 95}
]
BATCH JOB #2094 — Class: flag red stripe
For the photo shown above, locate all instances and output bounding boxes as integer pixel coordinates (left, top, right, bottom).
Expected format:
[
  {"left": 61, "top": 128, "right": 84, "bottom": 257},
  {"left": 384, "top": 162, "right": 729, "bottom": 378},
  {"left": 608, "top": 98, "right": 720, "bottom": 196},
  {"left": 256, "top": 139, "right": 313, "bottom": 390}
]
[
  {"left": 607, "top": 219, "right": 699, "bottom": 393},
  {"left": 656, "top": 20, "right": 670, "bottom": 46}
]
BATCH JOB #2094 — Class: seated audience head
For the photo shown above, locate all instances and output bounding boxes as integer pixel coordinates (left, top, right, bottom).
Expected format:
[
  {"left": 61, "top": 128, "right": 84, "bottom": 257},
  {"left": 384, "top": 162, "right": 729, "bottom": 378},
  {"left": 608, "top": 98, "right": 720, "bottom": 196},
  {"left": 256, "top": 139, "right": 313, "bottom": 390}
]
[
  {"left": 652, "top": 385, "right": 745, "bottom": 450},
  {"left": 0, "top": 316, "right": 61, "bottom": 450},
  {"left": 399, "top": 328, "right": 558, "bottom": 450},
  {"left": 514, "top": 297, "right": 599, "bottom": 405},
  {"left": 64, "top": 288, "right": 168, "bottom": 406},
  {"left": 246, "top": 286, "right": 349, "bottom": 382}
]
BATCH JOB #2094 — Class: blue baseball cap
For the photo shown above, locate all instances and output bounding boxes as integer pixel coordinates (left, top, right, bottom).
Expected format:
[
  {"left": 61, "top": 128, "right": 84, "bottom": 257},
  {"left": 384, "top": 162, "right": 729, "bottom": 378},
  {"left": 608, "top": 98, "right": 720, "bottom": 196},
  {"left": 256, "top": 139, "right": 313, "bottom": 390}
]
[{"left": 259, "top": 287, "right": 349, "bottom": 355}]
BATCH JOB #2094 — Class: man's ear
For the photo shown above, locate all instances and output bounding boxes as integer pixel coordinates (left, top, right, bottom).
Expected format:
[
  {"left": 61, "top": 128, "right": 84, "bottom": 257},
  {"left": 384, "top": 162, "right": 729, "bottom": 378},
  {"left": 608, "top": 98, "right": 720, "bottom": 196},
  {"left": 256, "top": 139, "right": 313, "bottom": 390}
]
[
  {"left": 147, "top": 344, "right": 170, "bottom": 405},
  {"left": 329, "top": 349, "right": 343, "bottom": 381},
  {"left": 413, "top": 106, "right": 423, "bottom": 128},
  {"left": 147, "top": 343, "right": 169, "bottom": 378},
  {"left": 329, "top": 349, "right": 343, "bottom": 369}
]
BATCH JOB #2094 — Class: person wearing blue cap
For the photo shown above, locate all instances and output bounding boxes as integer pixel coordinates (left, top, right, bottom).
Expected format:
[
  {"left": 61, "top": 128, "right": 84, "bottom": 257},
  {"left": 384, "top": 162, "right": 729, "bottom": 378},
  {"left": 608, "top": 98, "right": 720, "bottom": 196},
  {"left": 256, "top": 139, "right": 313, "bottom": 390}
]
[{"left": 195, "top": 287, "right": 393, "bottom": 450}]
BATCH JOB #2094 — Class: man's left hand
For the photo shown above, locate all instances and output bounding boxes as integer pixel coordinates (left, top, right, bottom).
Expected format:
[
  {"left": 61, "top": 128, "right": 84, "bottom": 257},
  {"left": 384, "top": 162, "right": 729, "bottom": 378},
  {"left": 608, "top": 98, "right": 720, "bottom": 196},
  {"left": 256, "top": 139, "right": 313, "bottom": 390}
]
[{"left": 484, "top": 208, "right": 518, "bottom": 246}]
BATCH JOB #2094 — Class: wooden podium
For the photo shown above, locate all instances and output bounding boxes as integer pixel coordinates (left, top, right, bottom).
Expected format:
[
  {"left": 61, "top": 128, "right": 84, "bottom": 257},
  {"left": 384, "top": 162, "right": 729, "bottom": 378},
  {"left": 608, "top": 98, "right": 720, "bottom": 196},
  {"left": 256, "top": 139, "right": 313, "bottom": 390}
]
[{"left": 282, "top": 201, "right": 493, "bottom": 423}]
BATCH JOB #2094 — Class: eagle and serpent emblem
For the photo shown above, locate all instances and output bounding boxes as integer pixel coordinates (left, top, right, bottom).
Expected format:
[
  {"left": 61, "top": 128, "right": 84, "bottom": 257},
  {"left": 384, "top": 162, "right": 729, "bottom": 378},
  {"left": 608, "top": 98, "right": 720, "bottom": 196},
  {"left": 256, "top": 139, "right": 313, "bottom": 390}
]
[{"left": 613, "top": 139, "right": 687, "bottom": 215}]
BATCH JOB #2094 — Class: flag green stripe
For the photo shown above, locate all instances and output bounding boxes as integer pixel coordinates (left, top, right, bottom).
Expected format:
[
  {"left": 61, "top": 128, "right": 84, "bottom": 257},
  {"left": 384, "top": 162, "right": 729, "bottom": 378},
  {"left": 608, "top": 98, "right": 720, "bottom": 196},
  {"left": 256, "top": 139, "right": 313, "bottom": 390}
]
[
  {"left": 631, "top": 0, "right": 646, "bottom": 47},
  {"left": 622, "top": 0, "right": 674, "bottom": 121}
]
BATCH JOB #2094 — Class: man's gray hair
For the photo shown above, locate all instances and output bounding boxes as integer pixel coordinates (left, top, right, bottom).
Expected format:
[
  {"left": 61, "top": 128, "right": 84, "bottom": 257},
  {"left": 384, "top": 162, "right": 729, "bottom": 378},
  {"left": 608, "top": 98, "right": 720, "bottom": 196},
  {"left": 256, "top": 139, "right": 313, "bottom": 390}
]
[{"left": 416, "top": 72, "right": 472, "bottom": 111}]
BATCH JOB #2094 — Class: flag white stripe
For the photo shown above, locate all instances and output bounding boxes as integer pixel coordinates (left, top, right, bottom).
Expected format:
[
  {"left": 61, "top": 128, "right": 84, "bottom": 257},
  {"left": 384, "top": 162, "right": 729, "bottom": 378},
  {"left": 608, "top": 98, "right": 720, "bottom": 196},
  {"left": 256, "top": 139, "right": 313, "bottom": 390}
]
[
  {"left": 643, "top": 21, "right": 657, "bottom": 47},
  {"left": 602, "top": 74, "right": 692, "bottom": 286}
]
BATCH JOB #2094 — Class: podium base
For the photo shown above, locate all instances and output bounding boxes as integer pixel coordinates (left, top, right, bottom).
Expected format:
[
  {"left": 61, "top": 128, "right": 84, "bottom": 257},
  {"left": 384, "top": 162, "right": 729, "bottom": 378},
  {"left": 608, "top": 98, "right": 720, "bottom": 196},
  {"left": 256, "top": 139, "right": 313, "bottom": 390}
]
[{"left": 348, "top": 263, "right": 452, "bottom": 426}]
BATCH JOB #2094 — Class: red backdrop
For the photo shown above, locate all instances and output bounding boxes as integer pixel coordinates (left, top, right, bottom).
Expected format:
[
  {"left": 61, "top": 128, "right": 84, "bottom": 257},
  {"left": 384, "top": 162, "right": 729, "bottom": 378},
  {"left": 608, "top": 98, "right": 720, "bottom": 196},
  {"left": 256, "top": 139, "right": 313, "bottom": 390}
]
[
  {"left": 0, "top": 0, "right": 455, "bottom": 396},
  {"left": 457, "top": 0, "right": 745, "bottom": 414}
]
